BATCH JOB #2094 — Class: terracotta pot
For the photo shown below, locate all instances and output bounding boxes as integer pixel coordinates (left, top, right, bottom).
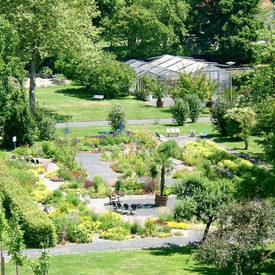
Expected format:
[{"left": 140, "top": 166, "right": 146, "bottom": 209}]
[
  {"left": 156, "top": 99, "right": 163, "bottom": 108},
  {"left": 155, "top": 194, "right": 168, "bottom": 206}
]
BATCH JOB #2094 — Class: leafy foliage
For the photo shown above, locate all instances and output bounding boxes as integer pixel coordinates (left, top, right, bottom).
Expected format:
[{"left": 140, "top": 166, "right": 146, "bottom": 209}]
[
  {"left": 107, "top": 105, "right": 127, "bottom": 132},
  {"left": 210, "top": 97, "right": 231, "bottom": 136},
  {"left": 171, "top": 98, "right": 189, "bottom": 126},
  {"left": 197, "top": 200, "right": 275, "bottom": 275},
  {"left": 78, "top": 54, "right": 135, "bottom": 98},
  {"left": 173, "top": 173, "right": 233, "bottom": 238},
  {"left": 224, "top": 107, "right": 256, "bottom": 149},
  {"left": 174, "top": 71, "right": 218, "bottom": 103},
  {"left": 185, "top": 0, "right": 264, "bottom": 64},
  {"left": 185, "top": 94, "right": 201, "bottom": 122}
]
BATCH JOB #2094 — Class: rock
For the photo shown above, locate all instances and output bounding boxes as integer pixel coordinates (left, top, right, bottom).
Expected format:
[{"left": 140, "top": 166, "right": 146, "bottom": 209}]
[{"left": 83, "top": 195, "right": 91, "bottom": 203}]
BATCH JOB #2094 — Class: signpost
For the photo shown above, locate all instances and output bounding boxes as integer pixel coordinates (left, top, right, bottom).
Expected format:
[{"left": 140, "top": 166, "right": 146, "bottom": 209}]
[{"left": 12, "top": 136, "right": 16, "bottom": 150}]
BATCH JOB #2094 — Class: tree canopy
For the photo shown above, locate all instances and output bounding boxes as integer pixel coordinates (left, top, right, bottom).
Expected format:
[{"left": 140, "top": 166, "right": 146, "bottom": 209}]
[
  {"left": 0, "top": 0, "right": 100, "bottom": 109},
  {"left": 184, "top": 0, "right": 264, "bottom": 64}
]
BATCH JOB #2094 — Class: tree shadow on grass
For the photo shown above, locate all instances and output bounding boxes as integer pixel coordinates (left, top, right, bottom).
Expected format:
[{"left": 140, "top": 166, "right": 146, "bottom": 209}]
[
  {"left": 149, "top": 245, "right": 194, "bottom": 256},
  {"left": 39, "top": 107, "right": 72, "bottom": 123},
  {"left": 55, "top": 87, "right": 91, "bottom": 100},
  {"left": 148, "top": 246, "right": 231, "bottom": 274}
]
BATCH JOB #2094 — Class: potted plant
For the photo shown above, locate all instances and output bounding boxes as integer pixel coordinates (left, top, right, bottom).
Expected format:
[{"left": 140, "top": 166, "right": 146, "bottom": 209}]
[
  {"left": 148, "top": 77, "right": 168, "bottom": 108},
  {"left": 151, "top": 141, "right": 178, "bottom": 206}
]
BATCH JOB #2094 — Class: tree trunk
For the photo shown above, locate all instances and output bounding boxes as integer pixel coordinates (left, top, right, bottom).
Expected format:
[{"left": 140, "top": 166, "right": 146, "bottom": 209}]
[
  {"left": 29, "top": 51, "right": 37, "bottom": 111},
  {"left": 1, "top": 246, "right": 4, "bottom": 275},
  {"left": 160, "top": 165, "right": 165, "bottom": 196},
  {"left": 202, "top": 221, "right": 212, "bottom": 241},
  {"left": 15, "top": 265, "right": 19, "bottom": 275},
  {"left": 244, "top": 138, "right": 248, "bottom": 150}
]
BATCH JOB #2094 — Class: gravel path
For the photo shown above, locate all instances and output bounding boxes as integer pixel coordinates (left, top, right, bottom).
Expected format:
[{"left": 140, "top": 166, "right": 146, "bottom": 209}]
[
  {"left": 3, "top": 231, "right": 203, "bottom": 259},
  {"left": 77, "top": 152, "right": 120, "bottom": 185},
  {"left": 55, "top": 117, "right": 210, "bottom": 128},
  {"left": 37, "top": 158, "right": 64, "bottom": 191}
]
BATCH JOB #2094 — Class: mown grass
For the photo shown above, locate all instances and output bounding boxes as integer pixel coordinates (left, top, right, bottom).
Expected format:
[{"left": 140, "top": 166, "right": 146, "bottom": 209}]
[
  {"left": 36, "top": 85, "right": 209, "bottom": 122},
  {"left": 6, "top": 243, "right": 275, "bottom": 275}
]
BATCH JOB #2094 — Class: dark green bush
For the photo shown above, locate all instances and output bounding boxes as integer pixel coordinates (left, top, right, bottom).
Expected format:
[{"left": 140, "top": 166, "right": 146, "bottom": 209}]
[
  {"left": 210, "top": 97, "right": 231, "bottom": 136},
  {"left": 171, "top": 98, "right": 189, "bottom": 126},
  {"left": 185, "top": 94, "right": 201, "bottom": 122},
  {"left": 92, "top": 176, "right": 103, "bottom": 193},
  {"left": 0, "top": 176, "right": 56, "bottom": 248},
  {"left": 107, "top": 105, "right": 127, "bottom": 132},
  {"left": 33, "top": 109, "right": 56, "bottom": 141},
  {"left": 2, "top": 90, "right": 35, "bottom": 148}
]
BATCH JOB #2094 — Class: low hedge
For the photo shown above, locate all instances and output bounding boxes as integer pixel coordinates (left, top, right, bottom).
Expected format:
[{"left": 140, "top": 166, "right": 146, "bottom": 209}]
[
  {"left": 0, "top": 179, "right": 56, "bottom": 248},
  {"left": 0, "top": 162, "right": 56, "bottom": 248}
]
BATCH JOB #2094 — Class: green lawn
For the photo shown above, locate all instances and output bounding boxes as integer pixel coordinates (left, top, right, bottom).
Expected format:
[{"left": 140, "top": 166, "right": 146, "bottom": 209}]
[
  {"left": 209, "top": 135, "right": 266, "bottom": 163},
  {"left": 5, "top": 244, "right": 275, "bottom": 275},
  {"left": 57, "top": 121, "right": 214, "bottom": 138},
  {"left": 35, "top": 85, "right": 209, "bottom": 122}
]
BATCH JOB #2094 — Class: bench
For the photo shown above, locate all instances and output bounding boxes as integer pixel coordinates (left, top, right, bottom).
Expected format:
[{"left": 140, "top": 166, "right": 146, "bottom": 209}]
[
  {"left": 200, "top": 130, "right": 208, "bottom": 137},
  {"left": 166, "top": 128, "right": 180, "bottom": 137},
  {"left": 92, "top": 94, "right": 104, "bottom": 101}
]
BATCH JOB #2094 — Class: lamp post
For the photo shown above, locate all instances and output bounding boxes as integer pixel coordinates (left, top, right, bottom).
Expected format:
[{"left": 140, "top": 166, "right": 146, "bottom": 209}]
[{"left": 226, "top": 61, "right": 235, "bottom": 103}]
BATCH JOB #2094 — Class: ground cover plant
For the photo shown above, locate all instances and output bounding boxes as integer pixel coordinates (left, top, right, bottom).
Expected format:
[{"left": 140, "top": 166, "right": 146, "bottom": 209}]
[{"left": 180, "top": 140, "right": 274, "bottom": 198}]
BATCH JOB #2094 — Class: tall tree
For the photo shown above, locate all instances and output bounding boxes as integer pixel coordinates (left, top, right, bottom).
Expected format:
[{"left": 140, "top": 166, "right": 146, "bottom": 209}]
[
  {"left": 105, "top": 0, "right": 189, "bottom": 59},
  {"left": 185, "top": 0, "right": 264, "bottom": 64},
  {"left": 0, "top": 0, "right": 100, "bottom": 110}
]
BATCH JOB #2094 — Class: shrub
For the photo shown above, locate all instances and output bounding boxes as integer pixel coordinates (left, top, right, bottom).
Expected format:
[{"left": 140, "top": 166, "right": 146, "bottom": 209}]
[
  {"left": 185, "top": 94, "right": 201, "bottom": 122},
  {"left": 65, "top": 192, "right": 81, "bottom": 207},
  {"left": 130, "top": 222, "right": 145, "bottom": 235},
  {"left": 92, "top": 176, "right": 103, "bottom": 193},
  {"left": 2, "top": 90, "right": 35, "bottom": 148},
  {"left": 0, "top": 169, "right": 56, "bottom": 247},
  {"left": 166, "top": 221, "right": 189, "bottom": 229},
  {"left": 115, "top": 179, "right": 123, "bottom": 192},
  {"left": 172, "top": 169, "right": 190, "bottom": 179},
  {"left": 210, "top": 97, "right": 231, "bottom": 136},
  {"left": 99, "top": 227, "right": 130, "bottom": 240},
  {"left": 107, "top": 105, "right": 127, "bottom": 132},
  {"left": 33, "top": 108, "right": 56, "bottom": 141},
  {"left": 224, "top": 107, "right": 256, "bottom": 149},
  {"left": 98, "top": 212, "right": 123, "bottom": 230},
  {"left": 171, "top": 98, "right": 189, "bottom": 126},
  {"left": 145, "top": 218, "right": 157, "bottom": 236},
  {"left": 78, "top": 54, "right": 135, "bottom": 98}
]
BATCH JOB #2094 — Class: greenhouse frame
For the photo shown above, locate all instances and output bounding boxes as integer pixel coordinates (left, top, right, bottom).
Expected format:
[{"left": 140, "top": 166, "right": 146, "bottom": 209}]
[{"left": 126, "top": 54, "right": 231, "bottom": 92}]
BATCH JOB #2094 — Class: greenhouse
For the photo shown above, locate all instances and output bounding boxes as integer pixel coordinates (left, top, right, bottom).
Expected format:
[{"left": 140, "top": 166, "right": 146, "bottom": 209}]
[{"left": 126, "top": 54, "right": 231, "bottom": 92}]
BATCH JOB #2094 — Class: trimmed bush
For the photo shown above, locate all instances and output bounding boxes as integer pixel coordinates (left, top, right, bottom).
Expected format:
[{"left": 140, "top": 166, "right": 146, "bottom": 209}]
[
  {"left": 0, "top": 160, "right": 56, "bottom": 248},
  {"left": 210, "top": 97, "right": 231, "bottom": 136},
  {"left": 171, "top": 98, "right": 189, "bottom": 126},
  {"left": 107, "top": 105, "right": 127, "bottom": 132},
  {"left": 0, "top": 179, "right": 56, "bottom": 248},
  {"left": 185, "top": 94, "right": 201, "bottom": 122}
]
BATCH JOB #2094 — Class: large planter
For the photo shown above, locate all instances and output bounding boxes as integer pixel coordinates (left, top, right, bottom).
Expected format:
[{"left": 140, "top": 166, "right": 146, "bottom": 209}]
[
  {"left": 155, "top": 194, "right": 168, "bottom": 206},
  {"left": 156, "top": 99, "right": 163, "bottom": 108}
]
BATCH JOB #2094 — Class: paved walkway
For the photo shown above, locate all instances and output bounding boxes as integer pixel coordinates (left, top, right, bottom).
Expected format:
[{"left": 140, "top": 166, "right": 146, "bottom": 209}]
[
  {"left": 56, "top": 117, "right": 210, "bottom": 128},
  {"left": 77, "top": 152, "right": 121, "bottom": 185},
  {"left": 3, "top": 231, "right": 203, "bottom": 259}
]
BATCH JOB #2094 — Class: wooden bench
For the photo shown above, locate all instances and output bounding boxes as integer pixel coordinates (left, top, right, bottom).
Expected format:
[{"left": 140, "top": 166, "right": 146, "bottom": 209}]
[
  {"left": 166, "top": 128, "right": 180, "bottom": 137},
  {"left": 92, "top": 94, "right": 104, "bottom": 101}
]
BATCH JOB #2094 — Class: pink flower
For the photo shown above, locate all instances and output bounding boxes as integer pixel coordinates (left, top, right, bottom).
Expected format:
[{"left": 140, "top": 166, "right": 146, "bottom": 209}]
[{"left": 85, "top": 180, "right": 92, "bottom": 187}]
